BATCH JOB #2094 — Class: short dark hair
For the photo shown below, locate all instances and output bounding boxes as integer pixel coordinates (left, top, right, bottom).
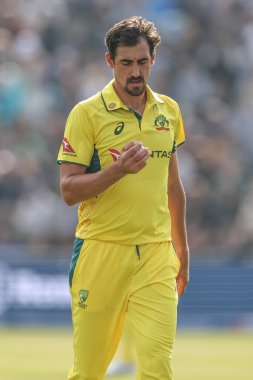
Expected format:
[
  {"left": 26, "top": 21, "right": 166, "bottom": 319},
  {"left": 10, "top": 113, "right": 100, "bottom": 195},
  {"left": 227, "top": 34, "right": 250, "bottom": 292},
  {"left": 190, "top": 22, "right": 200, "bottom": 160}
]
[{"left": 105, "top": 16, "right": 161, "bottom": 61}]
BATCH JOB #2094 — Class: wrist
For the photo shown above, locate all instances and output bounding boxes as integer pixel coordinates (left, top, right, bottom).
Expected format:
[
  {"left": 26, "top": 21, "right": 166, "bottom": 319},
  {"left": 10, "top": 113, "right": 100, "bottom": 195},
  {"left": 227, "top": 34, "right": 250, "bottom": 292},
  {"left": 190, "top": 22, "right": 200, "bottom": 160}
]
[
  {"left": 111, "top": 160, "right": 127, "bottom": 179},
  {"left": 174, "top": 245, "right": 190, "bottom": 258}
]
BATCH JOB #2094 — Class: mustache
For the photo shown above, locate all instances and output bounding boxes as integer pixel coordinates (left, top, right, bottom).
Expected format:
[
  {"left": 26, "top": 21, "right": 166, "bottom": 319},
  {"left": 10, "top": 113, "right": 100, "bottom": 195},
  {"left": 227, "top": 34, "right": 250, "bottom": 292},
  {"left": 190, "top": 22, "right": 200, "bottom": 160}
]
[{"left": 127, "top": 77, "right": 144, "bottom": 84}]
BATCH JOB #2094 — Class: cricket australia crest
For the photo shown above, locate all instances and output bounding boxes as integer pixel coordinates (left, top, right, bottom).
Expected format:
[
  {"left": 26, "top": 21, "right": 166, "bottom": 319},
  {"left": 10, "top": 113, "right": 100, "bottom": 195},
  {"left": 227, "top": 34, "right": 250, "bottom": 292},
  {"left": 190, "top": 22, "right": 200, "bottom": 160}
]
[
  {"left": 79, "top": 289, "right": 89, "bottom": 303},
  {"left": 154, "top": 114, "right": 170, "bottom": 131}
]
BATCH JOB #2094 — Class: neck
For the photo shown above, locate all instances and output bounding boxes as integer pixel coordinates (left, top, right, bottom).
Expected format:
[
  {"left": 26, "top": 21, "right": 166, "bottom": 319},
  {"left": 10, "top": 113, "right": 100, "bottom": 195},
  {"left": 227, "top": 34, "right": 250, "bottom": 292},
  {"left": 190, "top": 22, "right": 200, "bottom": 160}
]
[{"left": 113, "top": 81, "right": 147, "bottom": 115}]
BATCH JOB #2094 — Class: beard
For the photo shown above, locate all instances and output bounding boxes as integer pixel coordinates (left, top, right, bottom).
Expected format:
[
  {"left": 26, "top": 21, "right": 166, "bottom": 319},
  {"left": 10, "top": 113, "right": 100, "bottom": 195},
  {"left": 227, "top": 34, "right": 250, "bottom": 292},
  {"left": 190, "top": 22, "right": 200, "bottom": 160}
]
[{"left": 125, "top": 77, "right": 146, "bottom": 96}]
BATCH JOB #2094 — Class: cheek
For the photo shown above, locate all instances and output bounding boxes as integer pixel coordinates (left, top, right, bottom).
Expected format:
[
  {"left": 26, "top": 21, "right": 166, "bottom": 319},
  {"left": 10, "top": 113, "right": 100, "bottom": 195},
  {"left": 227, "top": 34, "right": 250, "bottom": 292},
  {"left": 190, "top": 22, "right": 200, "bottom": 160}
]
[
  {"left": 144, "top": 67, "right": 151, "bottom": 77},
  {"left": 117, "top": 69, "right": 128, "bottom": 80},
  {"left": 114, "top": 69, "right": 128, "bottom": 85},
  {"left": 114, "top": 68, "right": 126, "bottom": 79}
]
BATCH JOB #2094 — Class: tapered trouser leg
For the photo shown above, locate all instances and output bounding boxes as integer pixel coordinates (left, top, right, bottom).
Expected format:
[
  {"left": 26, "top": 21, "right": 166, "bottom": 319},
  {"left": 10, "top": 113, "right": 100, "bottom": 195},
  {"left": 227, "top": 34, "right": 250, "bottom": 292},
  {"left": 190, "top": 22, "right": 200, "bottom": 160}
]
[
  {"left": 128, "top": 242, "right": 180, "bottom": 380},
  {"left": 67, "top": 240, "right": 135, "bottom": 380}
]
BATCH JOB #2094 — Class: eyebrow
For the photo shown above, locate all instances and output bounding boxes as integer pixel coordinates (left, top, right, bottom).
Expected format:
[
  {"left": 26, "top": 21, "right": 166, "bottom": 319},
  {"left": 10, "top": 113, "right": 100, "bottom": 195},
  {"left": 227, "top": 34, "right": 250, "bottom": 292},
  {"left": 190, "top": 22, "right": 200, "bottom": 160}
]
[
  {"left": 120, "top": 59, "right": 132, "bottom": 63},
  {"left": 119, "top": 58, "right": 149, "bottom": 63}
]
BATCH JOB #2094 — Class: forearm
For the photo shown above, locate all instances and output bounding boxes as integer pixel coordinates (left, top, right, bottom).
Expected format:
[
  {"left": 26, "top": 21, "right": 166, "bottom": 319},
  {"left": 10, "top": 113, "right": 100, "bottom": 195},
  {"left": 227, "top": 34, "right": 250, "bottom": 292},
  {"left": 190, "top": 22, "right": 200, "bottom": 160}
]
[
  {"left": 168, "top": 182, "right": 189, "bottom": 259},
  {"left": 61, "top": 162, "right": 125, "bottom": 205},
  {"left": 167, "top": 153, "right": 190, "bottom": 295},
  {"left": 60, "top": 141, "right": 150, "bottom": 206}
]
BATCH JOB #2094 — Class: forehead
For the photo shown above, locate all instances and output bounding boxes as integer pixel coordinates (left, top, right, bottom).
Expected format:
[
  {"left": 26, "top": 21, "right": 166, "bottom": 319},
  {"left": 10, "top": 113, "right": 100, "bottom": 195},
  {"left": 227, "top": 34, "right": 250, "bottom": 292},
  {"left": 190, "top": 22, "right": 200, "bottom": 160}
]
[{"left": 114, "top": 38, "right": 151, "bottom": 60}]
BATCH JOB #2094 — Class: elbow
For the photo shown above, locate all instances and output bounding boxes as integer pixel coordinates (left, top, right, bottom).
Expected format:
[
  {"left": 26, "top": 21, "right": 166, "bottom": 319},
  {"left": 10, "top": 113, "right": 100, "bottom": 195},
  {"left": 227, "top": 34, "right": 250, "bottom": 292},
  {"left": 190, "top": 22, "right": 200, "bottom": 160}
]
[
  {"left": 168, "top": 181, "right": 185, "bottom": 195},
  {"left": 60, "top": 179, "right": 77, "bottom": 206},
  {"left": 62, "top": 193, "right": 76, "bottom": 206},
  {"left": 168, "top": 182, "right": 186, "bottom": 204},
  {"left": 61, "top": 189, "right": 76, "bottom": 206}
]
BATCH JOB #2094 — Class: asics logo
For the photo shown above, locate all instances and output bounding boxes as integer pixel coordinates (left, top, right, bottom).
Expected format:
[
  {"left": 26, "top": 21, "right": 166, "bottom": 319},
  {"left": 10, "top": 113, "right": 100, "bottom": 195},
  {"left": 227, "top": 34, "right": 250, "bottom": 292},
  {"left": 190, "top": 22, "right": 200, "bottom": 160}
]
[{"left": 114, "top": 122, "right": 124, "bottom": 135}]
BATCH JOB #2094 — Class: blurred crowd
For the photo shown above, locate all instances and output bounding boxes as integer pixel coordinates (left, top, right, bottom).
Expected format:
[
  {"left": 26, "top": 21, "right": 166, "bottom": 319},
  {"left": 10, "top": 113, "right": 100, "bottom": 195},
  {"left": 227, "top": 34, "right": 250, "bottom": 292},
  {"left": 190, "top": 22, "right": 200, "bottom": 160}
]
[{"left": 0, "top": 0, "right": 253, "bottom": 257}]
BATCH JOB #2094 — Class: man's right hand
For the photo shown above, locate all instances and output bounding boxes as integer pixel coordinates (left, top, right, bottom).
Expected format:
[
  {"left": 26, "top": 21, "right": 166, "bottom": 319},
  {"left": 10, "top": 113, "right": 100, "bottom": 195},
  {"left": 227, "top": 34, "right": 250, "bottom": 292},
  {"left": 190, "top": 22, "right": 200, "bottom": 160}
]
[{"left": 116, "top": 141, "right": 150, "bottom": 174}]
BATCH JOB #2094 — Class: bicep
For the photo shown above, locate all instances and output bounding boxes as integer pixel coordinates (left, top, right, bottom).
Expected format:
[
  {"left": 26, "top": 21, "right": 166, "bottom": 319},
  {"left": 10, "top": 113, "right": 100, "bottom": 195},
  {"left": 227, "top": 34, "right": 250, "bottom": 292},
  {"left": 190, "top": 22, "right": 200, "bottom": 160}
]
[
  {"left": 59, "top": 163, "right": 88, "bottom": 205},
  {"left": 60, "top": 163, "right": 87, "bottom": 181}
]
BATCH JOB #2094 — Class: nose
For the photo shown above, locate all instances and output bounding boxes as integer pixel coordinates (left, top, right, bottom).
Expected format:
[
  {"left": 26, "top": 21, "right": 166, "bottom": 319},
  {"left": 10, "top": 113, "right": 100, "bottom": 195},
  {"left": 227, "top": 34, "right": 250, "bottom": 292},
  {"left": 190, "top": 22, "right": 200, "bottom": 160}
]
[{"left": 131, "top": 64, "right": 140, "bottom": 78}]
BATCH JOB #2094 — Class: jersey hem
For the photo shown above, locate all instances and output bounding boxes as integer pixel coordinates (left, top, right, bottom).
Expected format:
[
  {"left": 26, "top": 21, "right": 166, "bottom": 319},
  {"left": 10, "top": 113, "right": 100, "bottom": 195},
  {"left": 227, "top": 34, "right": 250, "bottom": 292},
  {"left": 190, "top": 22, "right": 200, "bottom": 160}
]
[{"left": 74, "top": 235, "right": 172, "bottom": 246}]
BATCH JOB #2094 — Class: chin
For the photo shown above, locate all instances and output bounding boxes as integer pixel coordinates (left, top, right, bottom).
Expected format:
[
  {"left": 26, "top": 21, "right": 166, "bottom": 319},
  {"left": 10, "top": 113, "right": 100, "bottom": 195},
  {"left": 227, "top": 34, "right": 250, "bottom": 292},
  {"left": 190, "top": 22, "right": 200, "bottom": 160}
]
[{"left": 126, "top": 85, "right": 145, "bottom": 96}]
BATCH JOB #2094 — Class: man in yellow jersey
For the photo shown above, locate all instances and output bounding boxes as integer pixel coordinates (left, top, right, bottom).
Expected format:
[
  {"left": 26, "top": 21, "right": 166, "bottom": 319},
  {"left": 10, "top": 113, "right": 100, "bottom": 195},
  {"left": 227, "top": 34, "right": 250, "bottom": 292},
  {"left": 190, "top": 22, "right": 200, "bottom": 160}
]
[{"left": 58, "top": 16, "right": 189, "bottom": 380}]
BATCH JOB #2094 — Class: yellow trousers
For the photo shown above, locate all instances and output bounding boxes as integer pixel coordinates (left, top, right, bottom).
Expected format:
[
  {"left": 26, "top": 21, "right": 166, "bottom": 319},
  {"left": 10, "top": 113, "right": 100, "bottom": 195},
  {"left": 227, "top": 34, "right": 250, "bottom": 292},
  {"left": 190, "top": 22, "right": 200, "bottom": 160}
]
[{"left": 67, "top": 239, "right": 180, "bottom": 380}]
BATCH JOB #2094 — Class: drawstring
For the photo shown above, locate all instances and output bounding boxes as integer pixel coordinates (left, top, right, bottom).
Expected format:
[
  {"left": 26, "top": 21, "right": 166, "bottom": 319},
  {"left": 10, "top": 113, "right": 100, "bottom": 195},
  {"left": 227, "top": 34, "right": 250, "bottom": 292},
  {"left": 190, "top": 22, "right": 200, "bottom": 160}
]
[{"left": 136, "top": 245, "right": 140, "bottom": 260}]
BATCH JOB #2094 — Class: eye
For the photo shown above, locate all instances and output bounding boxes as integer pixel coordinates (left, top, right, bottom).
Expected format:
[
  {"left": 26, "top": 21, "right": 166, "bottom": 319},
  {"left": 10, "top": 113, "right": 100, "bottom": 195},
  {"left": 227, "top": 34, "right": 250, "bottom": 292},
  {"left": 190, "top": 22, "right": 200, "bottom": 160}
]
[
  {"left": 138, "top": 59, "right": 148, "bottom": 65},
  {"left": 121, "top": 61, "right": 131, "bottom": 66}
]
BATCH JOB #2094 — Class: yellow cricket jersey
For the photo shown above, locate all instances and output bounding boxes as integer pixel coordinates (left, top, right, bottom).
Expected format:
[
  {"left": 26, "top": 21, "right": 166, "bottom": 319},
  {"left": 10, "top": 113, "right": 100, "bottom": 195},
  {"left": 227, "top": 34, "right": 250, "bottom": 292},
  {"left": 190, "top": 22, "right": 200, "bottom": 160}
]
[{"left": 57, "top": 80, "right": 185, "bottom": 245}]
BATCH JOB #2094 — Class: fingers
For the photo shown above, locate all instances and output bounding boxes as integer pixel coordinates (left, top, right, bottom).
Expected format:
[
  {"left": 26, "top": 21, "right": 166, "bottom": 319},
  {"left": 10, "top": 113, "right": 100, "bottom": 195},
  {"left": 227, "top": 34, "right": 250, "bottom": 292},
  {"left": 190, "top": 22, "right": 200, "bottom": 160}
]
[
  {"left": 176, "top": 277, "right": 187, "bottom": 297},
  {"left": 131, "top": 149, "right": 150, "bottom": 171},
  {"left": 127, "top": 144, "right": 149, "bottom": 161},
  {"left": 176, "top": 271, "right": 189, "bottom": 297},
  {"left": 119, "top": 141, "right": 150, "bottom": 174},
  {"left": 122, "top": 141, "right": 138, "bottom": 152},
  {"left": 123, "top": 141, "right": 144, "bottom": 156}
]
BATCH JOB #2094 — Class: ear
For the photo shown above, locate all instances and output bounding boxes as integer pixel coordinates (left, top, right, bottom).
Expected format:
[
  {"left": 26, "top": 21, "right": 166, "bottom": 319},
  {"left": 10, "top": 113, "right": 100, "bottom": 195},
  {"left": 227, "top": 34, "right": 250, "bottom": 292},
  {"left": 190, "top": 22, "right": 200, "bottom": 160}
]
[
  {"left": 105, "top": 52, "right": 114, "bottom": 69},
  {"left": 151, "top": 51, "right": 156, "bottom": 65}
]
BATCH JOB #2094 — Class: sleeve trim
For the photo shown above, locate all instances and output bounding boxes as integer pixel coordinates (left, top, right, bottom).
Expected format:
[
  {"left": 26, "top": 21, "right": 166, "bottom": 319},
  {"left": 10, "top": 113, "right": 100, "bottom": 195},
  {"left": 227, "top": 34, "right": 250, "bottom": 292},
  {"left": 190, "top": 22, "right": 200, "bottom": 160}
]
[
  {"left": 172, "top": 140, "right": 185, "bottom": 154},
  {"left": 57, "top": 160, "right": 89, "bottom": 167},
  {"left": 177, "top": 140, "right": 185, "bottom": 149}
]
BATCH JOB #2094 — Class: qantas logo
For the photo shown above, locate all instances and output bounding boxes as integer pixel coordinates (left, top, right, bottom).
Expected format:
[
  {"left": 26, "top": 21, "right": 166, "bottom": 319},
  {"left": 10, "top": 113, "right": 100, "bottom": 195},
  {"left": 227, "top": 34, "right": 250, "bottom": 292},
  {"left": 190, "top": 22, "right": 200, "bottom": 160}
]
[
  {"left": 109, "top": 148, "right": 171, "bottom": 161},
  {"left": 150, "top": 150, "right": 172, "bottom": 158},
  {"left": 62, "top": 137, "right": 75, "bottom": 153},
  {"left": 109, "top": 148, "right": 121, "bottom": 161}
]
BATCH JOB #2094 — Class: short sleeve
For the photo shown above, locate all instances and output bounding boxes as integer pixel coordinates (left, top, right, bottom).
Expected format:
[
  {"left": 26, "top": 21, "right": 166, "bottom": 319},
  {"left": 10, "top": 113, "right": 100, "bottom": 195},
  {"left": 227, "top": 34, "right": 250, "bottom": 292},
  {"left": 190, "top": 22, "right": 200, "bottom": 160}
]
[
  {"left": 57, "top": 103, "right": 94, "bottom": 166},
  {"left": 172, "top": 104, "right": 185, "bottom": 153}
]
